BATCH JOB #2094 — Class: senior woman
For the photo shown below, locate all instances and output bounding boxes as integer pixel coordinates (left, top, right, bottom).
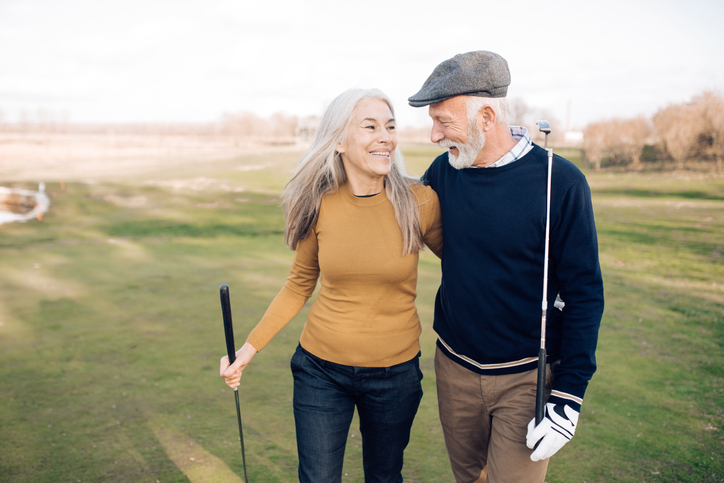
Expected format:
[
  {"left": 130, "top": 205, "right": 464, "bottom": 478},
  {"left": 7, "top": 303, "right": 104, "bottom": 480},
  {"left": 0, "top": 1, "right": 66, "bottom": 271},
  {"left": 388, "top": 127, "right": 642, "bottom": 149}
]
[{"left": 220, "top": 88, "right": 442, "bottom": 483}]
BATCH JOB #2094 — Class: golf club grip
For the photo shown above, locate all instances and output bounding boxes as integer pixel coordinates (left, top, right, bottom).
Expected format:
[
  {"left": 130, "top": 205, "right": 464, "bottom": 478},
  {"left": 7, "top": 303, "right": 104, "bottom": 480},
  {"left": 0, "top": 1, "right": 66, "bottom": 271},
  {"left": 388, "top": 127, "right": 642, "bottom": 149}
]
[
  {"left": 535, "top": 348, "right": 547, "bottom": 425},
  {"left": 220, "top": 284, "right": 236, "bottom": 364}
]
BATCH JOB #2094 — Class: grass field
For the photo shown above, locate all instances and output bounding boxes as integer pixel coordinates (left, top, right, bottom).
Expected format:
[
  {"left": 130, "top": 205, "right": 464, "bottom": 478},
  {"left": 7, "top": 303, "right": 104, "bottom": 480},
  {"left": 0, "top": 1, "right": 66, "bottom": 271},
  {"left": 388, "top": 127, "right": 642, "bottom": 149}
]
[{"left": 0, "top": 144, "right": 722, "bottom": 482}]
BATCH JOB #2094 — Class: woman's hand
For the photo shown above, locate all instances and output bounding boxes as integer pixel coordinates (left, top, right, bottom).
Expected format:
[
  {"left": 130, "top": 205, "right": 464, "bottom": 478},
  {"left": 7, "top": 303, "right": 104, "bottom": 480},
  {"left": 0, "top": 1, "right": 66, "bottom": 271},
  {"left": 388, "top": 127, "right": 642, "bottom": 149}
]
[{"left": 219, "top": 342, "right": 257, "bottom": 389}]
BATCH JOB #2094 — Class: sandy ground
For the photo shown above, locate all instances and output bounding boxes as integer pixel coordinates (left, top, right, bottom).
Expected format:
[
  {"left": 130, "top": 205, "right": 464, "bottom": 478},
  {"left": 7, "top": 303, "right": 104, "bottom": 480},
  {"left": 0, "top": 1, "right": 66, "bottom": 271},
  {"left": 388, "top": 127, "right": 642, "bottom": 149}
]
[{"left": 0, "top": 132, "right": 301, "bottom": 183}]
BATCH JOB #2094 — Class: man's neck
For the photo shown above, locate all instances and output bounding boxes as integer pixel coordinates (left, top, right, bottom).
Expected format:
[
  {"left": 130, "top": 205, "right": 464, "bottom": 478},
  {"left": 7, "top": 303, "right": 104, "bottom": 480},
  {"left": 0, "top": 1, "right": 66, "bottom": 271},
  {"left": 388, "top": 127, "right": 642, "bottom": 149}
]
[{"left": 472, "top": 124, "right": 518, "bottom": 168}]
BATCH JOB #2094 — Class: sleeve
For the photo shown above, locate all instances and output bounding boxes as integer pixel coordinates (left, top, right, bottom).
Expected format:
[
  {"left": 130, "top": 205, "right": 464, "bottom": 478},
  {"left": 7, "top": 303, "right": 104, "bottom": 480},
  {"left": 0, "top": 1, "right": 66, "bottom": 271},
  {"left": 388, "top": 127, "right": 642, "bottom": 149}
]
[
  {"left": 420, "top": 153, "right": 445, "bottom": 189},
  {"left": 421, "top": 164, "right": 434, "bottom": 187},
  {"left": 246, "top": 227, "right": 321, "bottom": 351},
  {"left": 548, "top": 176, "right": 605, "bottom": 411},
  {"left": 419, "top": 187, "right": 443, "bottom": 258}
]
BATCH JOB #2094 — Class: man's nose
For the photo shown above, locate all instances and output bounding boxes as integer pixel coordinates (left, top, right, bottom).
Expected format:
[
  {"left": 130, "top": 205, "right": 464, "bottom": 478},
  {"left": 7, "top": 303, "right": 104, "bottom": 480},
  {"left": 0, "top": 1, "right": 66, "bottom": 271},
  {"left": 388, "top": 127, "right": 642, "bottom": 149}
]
[{"left": 431, "top": 124, "right": 445, "bottom": 143}]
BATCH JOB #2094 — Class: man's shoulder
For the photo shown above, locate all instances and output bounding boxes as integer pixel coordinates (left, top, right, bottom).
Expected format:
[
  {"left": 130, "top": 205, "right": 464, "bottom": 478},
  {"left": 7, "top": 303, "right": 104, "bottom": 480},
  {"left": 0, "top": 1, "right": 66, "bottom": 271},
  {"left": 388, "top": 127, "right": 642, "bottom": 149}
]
[
  {"left": 431, "top": 151, "right": 449, "bottom": 165},
  {"left": 554, "top": 155, "right": 588, "bottom": 187},
  {"left": 423, "top": 152, "right": 451, "bottom": 178}
]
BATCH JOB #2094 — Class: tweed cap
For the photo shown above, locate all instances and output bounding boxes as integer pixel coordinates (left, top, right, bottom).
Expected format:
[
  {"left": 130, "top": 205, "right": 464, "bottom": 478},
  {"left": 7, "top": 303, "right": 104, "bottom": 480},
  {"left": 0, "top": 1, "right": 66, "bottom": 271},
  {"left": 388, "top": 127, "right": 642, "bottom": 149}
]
[{"left": 408, "top": 51, "right": 510, "bottom": 107}]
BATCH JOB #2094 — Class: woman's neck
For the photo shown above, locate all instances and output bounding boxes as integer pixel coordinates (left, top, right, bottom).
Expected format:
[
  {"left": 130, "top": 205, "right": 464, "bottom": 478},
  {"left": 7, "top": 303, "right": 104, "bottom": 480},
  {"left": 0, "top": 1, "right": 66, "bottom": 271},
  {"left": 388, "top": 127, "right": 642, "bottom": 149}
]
[{"left": 346, "top": 176, "right": 385, "bottom": 196}]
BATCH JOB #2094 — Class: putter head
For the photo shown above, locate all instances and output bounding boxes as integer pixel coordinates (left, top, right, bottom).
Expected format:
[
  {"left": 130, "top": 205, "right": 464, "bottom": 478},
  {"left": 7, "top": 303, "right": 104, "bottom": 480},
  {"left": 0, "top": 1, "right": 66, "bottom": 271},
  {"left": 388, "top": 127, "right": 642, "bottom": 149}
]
[
  {"left": 536, "top": 120, "right": 552, "bottom": 149},
  {"left": 536, "top": 120, "right": 551, "bottom": 134}
]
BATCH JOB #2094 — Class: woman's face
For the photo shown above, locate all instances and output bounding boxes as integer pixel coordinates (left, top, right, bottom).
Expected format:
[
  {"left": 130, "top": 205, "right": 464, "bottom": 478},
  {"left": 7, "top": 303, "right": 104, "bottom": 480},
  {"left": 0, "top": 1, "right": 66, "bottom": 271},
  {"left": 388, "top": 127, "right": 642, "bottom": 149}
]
[{"left": 337, "top": 98, "right": 397, "bottom": 186}]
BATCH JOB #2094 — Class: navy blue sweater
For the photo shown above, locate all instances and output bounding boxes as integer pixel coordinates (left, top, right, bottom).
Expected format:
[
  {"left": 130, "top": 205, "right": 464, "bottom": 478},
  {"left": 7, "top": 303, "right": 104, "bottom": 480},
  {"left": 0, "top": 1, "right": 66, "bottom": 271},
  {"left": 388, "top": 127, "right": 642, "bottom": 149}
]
[{"left": 422, "top": 145, "right": 604, "bottom": 410}]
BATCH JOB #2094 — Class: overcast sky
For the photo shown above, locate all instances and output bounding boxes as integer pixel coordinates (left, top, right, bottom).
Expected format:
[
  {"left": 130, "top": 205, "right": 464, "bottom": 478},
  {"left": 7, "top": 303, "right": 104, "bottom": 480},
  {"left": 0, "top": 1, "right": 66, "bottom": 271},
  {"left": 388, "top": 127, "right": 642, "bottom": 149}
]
[{"left": 1, "top": 0, "right": 722, "bottom": 130}]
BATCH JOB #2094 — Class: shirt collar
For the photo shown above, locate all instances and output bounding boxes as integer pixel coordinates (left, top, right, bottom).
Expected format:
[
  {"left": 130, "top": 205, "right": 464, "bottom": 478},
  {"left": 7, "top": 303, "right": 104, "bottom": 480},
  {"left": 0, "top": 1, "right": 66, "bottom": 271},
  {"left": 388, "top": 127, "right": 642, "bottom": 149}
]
[{"left": 481, "top": 126, "right": 533, "bottom": 168}]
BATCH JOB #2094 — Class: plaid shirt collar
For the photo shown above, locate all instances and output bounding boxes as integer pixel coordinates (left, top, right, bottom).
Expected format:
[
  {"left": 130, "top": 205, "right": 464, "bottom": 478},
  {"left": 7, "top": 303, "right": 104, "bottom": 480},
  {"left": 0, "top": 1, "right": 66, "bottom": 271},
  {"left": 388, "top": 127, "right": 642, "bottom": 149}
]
[{"left": 478, "top": 126, "right": 533, "bottom": 168}]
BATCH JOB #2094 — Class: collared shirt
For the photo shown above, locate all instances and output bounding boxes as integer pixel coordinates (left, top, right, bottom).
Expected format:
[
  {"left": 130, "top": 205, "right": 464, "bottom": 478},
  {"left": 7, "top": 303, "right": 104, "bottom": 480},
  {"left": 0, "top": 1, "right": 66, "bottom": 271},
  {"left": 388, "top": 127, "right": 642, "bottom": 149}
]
[{"left": 482, "top": 125, "right": 533, "bottom": 168}]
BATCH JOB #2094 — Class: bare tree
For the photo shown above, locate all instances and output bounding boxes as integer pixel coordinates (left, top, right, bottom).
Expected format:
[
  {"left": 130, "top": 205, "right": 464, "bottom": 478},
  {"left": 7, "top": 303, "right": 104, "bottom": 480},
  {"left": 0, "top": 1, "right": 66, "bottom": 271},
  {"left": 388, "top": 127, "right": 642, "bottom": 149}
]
[
  {"left": 222, "top": 111, "right": 270, "bottom": 144},
  {"left": 607, "top": 116, "right": 652, "bottom": 168},
  {"left": 695, "top": 90, "right": 724, "bottom": 172},
  {"left": 653, "top": 102, "right": 703, "bottom": 170},
  {"left": 601, "top": 119, "right": 624, "bottom": 165},
  {"left": 269, "top": 112, "right": 298, "bottom": 141},
  {"left": 582, "top": 121, "right": 608, "bottom": 170}
]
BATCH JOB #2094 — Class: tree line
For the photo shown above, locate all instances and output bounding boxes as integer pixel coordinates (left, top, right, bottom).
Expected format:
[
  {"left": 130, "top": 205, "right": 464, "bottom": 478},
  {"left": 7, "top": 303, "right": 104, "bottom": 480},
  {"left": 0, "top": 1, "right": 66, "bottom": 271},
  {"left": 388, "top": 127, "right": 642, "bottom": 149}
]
[
  {"left": 583, "top": 90, "right": 724, "bottom": 172},
  {"left": 4, "top": 90, "right": 723, "bottom": 168},
  {"left": 0, "top": 109, "right": 428, "bottom": 144}
]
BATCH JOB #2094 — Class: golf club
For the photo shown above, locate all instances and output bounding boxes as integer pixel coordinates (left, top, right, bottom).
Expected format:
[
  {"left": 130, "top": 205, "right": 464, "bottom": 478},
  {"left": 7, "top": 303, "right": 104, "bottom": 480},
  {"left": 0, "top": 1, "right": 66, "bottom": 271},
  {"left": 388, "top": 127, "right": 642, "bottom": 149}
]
[
  {"left": 220, "top": 283, "right": 250, "bottom": 483},
  {"left": 534, "top": 120, "right": 553, "bottom": 429}
]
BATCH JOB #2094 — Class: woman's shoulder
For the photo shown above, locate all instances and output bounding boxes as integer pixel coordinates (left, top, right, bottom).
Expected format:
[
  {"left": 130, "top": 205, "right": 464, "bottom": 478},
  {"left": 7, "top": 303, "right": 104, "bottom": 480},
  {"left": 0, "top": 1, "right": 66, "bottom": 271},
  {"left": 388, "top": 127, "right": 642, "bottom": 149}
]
[
  {"left": 410, "top": 182, "right": 441, "bottom": 238},
  {"left": 320, "top": 187, "right": 345, "bottom": 204},
  {"left": 409, "top": 182, "right": 438, "bottom": 204},
  {"left": 410, "top": 183, "right": 440, "bottom": 206}
]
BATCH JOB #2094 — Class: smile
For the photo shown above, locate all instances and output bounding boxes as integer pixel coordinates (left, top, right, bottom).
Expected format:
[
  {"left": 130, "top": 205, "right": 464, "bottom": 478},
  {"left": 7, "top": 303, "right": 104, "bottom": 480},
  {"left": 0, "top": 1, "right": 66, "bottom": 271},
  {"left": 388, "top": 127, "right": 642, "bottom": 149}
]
[{"left": 370, "top": 151, "right": 391, "bottom": 158}]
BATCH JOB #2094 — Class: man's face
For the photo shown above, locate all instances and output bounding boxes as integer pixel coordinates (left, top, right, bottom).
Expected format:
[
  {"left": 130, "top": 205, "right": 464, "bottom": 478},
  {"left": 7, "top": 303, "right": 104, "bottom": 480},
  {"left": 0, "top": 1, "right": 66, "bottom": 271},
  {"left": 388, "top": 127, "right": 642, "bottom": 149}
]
[{"left": 428, "top": 96, "right": 485, "bottom": 169}]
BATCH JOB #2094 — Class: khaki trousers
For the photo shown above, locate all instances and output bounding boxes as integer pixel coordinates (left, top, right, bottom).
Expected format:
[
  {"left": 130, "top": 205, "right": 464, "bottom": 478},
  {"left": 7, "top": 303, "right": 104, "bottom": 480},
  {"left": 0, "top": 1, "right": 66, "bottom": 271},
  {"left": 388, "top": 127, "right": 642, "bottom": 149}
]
[{"left": 435, "top": 347, "right": 552, "bottom": 483}]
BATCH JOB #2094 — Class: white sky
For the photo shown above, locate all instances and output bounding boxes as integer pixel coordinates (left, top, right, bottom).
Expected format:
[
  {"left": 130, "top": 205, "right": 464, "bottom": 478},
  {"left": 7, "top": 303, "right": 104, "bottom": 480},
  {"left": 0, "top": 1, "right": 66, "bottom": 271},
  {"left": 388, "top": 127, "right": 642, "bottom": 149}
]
[{"left": 1, "top": 0, "right": 722, "bottom": 130}]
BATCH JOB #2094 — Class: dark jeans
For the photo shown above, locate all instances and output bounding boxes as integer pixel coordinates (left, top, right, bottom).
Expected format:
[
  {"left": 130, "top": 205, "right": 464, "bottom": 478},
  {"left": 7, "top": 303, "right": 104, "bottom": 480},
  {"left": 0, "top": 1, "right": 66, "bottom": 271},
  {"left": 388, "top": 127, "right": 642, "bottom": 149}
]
[{"left": 290, "top": 344, "right": 423, "bottom": 483}]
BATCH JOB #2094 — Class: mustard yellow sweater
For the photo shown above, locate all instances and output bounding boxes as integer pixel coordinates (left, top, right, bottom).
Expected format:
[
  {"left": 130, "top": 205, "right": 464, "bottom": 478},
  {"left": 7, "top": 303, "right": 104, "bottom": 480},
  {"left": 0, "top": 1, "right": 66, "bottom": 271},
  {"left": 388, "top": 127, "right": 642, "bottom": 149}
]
[{"left": 246, "top": 183, "right": 442, "bottom": 367}]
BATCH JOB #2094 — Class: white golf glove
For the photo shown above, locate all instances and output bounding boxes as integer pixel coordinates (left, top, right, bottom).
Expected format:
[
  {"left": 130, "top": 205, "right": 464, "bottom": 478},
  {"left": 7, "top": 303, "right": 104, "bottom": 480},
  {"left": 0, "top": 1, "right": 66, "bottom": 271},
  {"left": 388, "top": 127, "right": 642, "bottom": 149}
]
[{"left": 526, "top": 402, "right": 579, "bottom": 462}]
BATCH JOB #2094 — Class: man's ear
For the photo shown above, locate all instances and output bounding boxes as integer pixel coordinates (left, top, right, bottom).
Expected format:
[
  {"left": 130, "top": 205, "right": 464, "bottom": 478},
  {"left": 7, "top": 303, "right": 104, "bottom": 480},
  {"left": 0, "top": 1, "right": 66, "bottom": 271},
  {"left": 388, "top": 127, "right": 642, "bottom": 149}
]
[{"left": 480, "top": 105, "right": 496, "bottom": 132}]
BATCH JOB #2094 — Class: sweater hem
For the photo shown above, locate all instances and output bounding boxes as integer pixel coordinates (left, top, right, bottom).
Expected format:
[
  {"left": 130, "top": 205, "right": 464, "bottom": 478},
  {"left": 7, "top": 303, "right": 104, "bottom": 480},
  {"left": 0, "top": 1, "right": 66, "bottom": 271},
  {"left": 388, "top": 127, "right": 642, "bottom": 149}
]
[{"left": 437, "top": 338, "right": 540, "bottom": 376}]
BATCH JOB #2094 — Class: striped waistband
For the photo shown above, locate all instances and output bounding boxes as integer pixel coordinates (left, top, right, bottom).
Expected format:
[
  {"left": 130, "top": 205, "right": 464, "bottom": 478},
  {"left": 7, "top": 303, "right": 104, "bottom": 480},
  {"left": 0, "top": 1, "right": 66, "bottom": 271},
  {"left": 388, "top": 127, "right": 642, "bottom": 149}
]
[{"left": 437, "top": 337, "right": 539, "bottom": 376}]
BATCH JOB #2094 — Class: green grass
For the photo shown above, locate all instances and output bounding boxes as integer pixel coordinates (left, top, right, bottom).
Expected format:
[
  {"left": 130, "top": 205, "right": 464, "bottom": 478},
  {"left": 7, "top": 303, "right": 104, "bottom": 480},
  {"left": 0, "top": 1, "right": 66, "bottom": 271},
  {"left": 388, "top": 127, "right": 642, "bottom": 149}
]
[{"left": 0, "top": 145, "right": 722, "bottom": 482}]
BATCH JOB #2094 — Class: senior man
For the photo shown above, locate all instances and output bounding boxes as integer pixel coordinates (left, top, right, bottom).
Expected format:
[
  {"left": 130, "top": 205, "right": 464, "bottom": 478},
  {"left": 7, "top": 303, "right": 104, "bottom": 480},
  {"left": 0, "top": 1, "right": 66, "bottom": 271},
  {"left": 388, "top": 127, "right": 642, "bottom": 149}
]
[{"left": 409, "top": 51, "right": 604, "bottom": 483}]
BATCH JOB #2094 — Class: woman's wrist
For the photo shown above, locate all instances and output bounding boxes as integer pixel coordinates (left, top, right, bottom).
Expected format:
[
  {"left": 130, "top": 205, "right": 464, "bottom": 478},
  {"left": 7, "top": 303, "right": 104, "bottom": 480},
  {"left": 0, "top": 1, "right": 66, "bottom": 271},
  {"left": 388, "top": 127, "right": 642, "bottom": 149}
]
[{"left": 238, "top": 342, "right": 257, "bottom": 355}]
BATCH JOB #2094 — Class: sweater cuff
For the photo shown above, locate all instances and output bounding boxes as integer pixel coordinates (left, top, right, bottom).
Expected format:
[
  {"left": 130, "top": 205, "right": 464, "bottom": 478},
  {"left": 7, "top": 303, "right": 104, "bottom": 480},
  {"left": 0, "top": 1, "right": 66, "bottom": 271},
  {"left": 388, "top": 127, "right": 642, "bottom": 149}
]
[{"left": 548, "top": 389, "right": 583, "bottom": 412}]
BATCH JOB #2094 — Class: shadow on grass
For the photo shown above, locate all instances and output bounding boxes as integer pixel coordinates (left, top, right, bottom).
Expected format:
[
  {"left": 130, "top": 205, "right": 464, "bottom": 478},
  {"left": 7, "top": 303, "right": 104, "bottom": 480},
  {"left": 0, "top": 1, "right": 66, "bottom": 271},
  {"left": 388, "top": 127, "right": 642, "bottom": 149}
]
[
  {"left": 593, "top": 188, "right": 724, "bottom": 201},
  {"left": 597, "top": 224, "right": 723, "bottom": 261},
  {"left": 104, "top": 220, "right": 284, "bottom": 239}
]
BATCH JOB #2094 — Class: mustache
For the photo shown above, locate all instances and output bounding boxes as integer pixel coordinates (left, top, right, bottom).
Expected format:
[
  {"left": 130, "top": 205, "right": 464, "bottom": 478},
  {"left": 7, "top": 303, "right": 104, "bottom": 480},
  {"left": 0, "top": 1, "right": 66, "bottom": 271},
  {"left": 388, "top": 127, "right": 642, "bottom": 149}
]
[{"left": 438, "top": 139, "right": 457, "bottom": 150}]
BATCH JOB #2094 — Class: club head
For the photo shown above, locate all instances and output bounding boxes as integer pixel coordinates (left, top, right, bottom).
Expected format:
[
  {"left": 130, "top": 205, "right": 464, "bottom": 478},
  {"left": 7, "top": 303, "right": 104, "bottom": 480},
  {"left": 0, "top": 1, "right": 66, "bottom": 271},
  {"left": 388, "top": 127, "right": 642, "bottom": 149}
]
[{"left": 536, "top": 120, "right": 551, "bottom": 134}]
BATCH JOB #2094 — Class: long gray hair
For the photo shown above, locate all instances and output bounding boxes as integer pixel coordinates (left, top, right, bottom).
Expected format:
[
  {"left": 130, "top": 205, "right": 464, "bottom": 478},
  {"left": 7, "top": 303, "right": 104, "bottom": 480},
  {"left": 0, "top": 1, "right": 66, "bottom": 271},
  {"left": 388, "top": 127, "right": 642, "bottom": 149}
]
[{"left": 283, "top": 88, "right": 425, "bottom": 256}]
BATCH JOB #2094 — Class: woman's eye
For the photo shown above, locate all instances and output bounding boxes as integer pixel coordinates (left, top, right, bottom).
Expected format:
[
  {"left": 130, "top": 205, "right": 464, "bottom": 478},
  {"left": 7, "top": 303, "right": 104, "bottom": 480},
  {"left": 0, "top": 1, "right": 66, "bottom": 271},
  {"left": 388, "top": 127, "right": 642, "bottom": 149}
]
[{"left": 364, "top": 125, "right": 375, "bottom": 130}]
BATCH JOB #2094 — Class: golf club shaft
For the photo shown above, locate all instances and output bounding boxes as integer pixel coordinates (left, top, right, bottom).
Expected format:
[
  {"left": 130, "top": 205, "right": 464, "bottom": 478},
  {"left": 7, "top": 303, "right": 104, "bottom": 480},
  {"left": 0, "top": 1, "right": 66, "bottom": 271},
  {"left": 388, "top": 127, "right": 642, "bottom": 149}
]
[
  {"left": 535, "top": 144, "right": 554, "bottom": 427},
  {"left": 234, "top": 390, "right": 249, "bottom": 482},
  {"left": 220, "top": 284, "right": 249, "bottom": 483}
]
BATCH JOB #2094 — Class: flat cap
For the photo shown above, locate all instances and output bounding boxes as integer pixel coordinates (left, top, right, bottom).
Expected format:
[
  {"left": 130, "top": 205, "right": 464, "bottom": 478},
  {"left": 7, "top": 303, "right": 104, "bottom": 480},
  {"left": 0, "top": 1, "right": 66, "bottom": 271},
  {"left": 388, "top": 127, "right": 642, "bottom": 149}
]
[{"left": 408, "top": 51, "right": 510, "bottom": 107}]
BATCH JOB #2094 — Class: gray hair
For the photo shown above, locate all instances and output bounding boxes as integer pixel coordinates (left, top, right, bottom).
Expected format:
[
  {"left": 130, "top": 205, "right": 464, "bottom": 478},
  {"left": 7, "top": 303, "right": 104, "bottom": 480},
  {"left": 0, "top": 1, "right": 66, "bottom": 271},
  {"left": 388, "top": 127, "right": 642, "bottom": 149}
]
[
  {"left": 466, "top": 96, "right": 511, "bottom": 127},
  {"left": 283, "top": 88, "right": 425, "bottom": 255}
]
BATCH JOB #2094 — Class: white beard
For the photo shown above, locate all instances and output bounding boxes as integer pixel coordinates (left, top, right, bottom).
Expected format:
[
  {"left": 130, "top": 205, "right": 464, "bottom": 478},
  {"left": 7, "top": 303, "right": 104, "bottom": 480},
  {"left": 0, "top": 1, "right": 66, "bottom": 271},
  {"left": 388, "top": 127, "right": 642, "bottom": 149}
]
[{"left": 438, "top": 123, "right": 486, "bottom": 170}]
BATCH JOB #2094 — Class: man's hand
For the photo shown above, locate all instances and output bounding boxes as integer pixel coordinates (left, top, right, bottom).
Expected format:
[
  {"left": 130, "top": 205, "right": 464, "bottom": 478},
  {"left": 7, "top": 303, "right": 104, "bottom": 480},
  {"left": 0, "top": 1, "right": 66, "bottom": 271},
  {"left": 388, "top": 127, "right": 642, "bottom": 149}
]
[{"left": 526, "top": 402, "right": 579, "bottom": 461}]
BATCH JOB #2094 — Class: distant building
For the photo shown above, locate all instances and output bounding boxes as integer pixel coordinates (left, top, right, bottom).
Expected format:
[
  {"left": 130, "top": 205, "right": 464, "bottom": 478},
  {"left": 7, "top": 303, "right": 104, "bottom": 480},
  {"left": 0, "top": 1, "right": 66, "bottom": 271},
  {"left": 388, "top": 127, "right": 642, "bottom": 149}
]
[{"left": 564, "top": 131, "right": 584, "bottom": 144}]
